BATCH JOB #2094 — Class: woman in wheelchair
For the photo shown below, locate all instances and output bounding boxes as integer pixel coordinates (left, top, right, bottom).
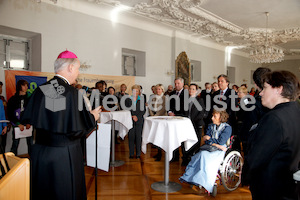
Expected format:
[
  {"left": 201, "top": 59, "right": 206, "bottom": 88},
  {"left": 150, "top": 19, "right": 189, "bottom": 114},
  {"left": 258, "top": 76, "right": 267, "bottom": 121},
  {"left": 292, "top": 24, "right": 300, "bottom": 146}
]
[{"left": 180, "top": 109, "right": 231, "bottom": 194}]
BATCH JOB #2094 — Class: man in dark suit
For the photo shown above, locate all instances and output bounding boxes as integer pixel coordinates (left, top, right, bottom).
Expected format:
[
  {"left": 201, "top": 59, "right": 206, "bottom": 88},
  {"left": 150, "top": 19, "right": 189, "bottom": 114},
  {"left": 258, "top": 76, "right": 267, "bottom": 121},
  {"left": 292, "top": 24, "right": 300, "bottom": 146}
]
[
  {"left": 211, "top": 74, "right": 238, "bottom": 148},
  {"left": 212, "top": 74, "right": 238, "bottom": 126},
  {"left": 200, "top": 82, "right": 212, "bottom": 106},
  {"left": 240, "top": 67, "right": 271, "bottom": 156},
  {"left": 168, "top": 77, "right": 189, "bottom": 165},
  {"left": 168, "top": 77, "right": 187, "bottom": 117}
]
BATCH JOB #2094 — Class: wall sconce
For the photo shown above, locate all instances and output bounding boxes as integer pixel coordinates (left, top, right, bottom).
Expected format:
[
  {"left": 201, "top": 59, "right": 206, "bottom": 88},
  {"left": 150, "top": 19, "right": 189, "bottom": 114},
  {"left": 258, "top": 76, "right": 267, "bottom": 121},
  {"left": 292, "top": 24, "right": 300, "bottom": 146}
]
[
  {"left": 167, "top": 70, "right": 175, "bottom": 76},
  {"left": 80, "top": 61, "right": 91, "bottom": 71},
  {"left": 243, "top": 79, "right": 248, "bottom": 82},
  {"left": 213, "top": 75, "right": 217, "bottom": 80}
]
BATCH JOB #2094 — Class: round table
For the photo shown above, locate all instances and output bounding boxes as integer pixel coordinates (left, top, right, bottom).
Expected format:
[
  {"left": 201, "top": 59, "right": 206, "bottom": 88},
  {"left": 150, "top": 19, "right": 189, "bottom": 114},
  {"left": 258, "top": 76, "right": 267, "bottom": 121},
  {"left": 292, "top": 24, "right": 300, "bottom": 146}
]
[
  {"left": 101, "top": 110, "right": 132, "bottom": 167},
  {"left": 142, "top": 116, "right": 198, "bottom": 193}
]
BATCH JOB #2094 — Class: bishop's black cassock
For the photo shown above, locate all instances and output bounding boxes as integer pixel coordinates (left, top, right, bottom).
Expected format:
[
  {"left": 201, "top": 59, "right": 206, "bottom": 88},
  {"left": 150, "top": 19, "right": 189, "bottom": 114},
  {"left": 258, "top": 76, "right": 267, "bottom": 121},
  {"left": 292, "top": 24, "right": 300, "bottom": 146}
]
[{"left": 22, "top": 76, "right": 96, "bottom": 200}]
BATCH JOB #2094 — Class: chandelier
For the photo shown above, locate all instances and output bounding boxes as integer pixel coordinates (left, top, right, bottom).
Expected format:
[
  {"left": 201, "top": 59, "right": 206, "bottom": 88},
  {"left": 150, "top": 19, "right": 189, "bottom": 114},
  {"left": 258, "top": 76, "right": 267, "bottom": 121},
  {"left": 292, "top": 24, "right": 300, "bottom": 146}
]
[{"left": 250, "top": 12, "right": 284, "bottom": 64}]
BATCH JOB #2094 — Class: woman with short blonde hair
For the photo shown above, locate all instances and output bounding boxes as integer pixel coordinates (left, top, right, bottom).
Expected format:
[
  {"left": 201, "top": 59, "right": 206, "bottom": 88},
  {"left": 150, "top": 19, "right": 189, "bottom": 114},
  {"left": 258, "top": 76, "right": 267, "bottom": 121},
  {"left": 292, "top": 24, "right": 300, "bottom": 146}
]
[
  {"left": 149, "top": 84, "right": 167, "bottom": 117},
  {"left": 155, "top": 84, "right": 165, "bottom": 93},
  {"left": 148, "top": 83, "right": 168, "bottom": 161},
  {"left": 131, "top": 84, "right": 141, "bottom": 91},
  {"left": 125, "top": 84, "right": 145, "bottom": 159},
  {"left": 238, "top": 86, "right": 247, "bottom": 96}
]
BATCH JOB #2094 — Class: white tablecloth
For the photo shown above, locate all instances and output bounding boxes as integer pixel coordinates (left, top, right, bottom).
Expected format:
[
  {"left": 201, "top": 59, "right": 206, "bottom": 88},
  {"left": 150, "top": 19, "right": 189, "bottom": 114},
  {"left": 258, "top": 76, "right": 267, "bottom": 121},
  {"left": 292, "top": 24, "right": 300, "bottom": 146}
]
[
  {"left": 100, "top": 110, "right": 133, "bottom": 139},
  {"left": 142, "top": 116, "right": 198, "bottom": 161}
]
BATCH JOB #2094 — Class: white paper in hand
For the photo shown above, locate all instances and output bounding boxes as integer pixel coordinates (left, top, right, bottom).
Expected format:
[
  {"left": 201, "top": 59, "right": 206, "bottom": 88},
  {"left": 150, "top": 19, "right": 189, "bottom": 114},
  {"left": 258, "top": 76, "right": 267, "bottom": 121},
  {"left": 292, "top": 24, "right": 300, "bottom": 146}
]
[{"left": 14, "top": 126, "right": 33, "bottom": 139}]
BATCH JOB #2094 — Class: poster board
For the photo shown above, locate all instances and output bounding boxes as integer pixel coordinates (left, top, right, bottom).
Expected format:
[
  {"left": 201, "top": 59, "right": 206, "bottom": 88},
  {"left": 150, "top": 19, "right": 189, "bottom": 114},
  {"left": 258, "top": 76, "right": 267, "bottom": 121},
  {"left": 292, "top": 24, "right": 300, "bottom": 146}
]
[{"left": 5, "top": 70, "right": 135, "bottom": 100}]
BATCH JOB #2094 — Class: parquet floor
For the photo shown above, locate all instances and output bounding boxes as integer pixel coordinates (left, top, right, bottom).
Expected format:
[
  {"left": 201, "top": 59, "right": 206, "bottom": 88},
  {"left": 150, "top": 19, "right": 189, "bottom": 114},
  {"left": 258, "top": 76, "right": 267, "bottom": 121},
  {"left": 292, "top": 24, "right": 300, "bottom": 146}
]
[{"left": 85, "top": 137, "right": 252, "bottom": 200}]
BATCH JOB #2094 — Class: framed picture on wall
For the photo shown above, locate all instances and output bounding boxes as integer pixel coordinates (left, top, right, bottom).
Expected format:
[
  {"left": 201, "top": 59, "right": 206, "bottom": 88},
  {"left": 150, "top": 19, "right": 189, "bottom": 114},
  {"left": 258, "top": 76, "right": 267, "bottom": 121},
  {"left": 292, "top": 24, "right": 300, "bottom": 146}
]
[{"left": 175, "top": 51, "right": 191, "bottom": 85}]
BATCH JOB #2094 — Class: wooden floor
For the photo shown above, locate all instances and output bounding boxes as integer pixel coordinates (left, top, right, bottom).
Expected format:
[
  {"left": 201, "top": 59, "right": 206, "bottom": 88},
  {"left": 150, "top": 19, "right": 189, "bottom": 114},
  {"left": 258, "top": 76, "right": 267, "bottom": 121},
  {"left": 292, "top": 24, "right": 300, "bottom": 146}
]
[{"left": 85, "top": 137, "right": 252, "bottom": 200}]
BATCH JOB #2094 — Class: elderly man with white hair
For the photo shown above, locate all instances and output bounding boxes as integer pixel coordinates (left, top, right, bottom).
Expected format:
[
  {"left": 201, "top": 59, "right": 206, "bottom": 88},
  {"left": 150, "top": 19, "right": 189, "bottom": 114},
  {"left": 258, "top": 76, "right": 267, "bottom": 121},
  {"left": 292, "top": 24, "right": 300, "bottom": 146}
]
[{"left": 22, "top": 50, "right": 101, "bottom": 200}]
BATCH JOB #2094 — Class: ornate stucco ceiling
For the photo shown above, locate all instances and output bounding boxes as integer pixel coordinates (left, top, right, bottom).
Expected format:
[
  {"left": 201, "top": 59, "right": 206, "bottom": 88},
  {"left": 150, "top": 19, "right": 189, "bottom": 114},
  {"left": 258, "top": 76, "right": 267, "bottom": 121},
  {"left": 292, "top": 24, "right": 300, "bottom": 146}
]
[{"left": 68, "top": 0, "right": 300, "bottom": 58}]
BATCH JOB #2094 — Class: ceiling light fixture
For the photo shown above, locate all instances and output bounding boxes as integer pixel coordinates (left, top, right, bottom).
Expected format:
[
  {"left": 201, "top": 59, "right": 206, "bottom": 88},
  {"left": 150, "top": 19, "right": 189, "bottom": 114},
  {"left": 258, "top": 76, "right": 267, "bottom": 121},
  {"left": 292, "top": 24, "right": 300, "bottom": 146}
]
[{"left": 250, "top": 12, "right": 284, "bottom": 64}]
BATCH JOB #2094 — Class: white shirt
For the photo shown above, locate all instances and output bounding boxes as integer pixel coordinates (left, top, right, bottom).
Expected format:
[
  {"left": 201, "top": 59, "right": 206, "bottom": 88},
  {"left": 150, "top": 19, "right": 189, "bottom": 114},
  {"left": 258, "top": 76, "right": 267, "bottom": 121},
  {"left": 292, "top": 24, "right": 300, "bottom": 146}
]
[
  {"left": 220, "top": 87, "right": 228, "bottom": 96},
  {"left": 153, "top": 94, "right": 164, "bottom": 112},
  {"left": 176, "top": 88, "right": 184, "bottom": 96},
  {"left": 206, "top": 89, "right": 211, "bottom": 93},
  {"left": 55, "top": 74, "right": 70, "bottom": 85}
]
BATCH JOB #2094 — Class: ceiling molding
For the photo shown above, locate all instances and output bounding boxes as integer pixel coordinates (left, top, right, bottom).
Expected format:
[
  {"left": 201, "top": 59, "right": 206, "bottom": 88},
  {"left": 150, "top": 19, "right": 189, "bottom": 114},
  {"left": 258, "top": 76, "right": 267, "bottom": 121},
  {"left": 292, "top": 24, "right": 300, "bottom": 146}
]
[
  {"left": 47, "top": 0, "right": 300, "bottom": 59},
  {"left": 89, "top": 0, "right": 300, "bottom": 58}
]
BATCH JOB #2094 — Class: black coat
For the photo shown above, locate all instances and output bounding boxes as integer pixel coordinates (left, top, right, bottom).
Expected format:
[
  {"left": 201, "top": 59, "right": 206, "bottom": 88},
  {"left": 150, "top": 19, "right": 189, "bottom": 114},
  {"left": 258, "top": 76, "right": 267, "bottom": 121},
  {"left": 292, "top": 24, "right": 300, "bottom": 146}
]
[
  {"left": 200, "top": 89, "right": 212, "bottom": 107},
  {"left": 168, "top": 89, "right": 189, "bottom": 117},
  {"left": 22, "top": 76, "right": 96, "bottom": 200},
  {"left": 124, "top": 97, "right": 146, "bottom": 125},
  {"left": 211, "top": 88, "right": 238, "bottom": 128},
  {"left": 7, "top": 93, "right": 30, "bottom": 127},
  {"left": 243, "top": 102, "right": 300, "bottom": 200},
  {"left": 239, "top": 95, "right": 269, "bottom": 143},
  {"left": 187, "top": 97, "right": 206, "bottom": 142},
  {"left": 187, "top": 97, "right": 206, "bottom": 130}
]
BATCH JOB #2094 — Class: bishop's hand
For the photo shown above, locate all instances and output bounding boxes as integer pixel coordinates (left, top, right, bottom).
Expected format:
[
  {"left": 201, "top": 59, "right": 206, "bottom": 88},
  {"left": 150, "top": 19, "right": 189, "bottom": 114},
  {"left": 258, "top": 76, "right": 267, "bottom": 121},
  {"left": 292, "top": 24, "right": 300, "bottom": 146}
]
[{"left": 91, "top": 106, "right": 102, "bottom": 121}]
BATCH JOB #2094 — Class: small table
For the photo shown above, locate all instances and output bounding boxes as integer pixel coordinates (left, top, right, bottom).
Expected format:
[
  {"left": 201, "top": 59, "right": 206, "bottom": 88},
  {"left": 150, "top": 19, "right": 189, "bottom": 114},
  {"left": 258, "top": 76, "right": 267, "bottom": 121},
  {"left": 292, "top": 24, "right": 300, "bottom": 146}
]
[
  {"left": 142, "top": 116, "right": 198, "bottom": 193},
  {"left": 101, "top": 110, "right": 132, "bottom": 167}
]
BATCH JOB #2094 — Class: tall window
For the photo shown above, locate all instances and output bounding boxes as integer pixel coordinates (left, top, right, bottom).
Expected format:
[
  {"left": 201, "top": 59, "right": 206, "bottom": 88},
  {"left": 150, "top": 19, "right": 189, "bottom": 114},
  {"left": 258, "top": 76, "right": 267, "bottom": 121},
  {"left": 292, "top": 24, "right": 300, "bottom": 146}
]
[
  {"left": 190, "top": 60, "right": 201, "bottom": 82},
  {"left": 0, "top": 36, "right": 30, "bottom": 70},
  {"left": 122, "top": 54, "right": 136, "bottom": 76},
  {"left": 122, "top": 48, "right": 146, "bottom": 76},
  {"left": 227, "top": 66, "right": 236, "bottom": 83}
]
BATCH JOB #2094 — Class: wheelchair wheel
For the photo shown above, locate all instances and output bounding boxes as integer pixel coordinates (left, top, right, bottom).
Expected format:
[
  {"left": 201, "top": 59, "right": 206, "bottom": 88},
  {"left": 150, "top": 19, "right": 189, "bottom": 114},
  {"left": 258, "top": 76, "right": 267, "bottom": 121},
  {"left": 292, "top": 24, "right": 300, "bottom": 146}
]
[{"left": 220, "top": 151, "right": 243, "bottom": 191}]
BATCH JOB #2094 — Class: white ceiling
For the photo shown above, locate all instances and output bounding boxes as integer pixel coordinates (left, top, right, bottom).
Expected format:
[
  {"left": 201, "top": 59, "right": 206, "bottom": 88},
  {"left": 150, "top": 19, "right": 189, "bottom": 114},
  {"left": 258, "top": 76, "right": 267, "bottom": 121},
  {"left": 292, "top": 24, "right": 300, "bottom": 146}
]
[
  {"left": 200, "top": 0, "right": 300, "bottom": 29},
  {"left": 51, "top": 0, "right": 300, "bottom": 59}
]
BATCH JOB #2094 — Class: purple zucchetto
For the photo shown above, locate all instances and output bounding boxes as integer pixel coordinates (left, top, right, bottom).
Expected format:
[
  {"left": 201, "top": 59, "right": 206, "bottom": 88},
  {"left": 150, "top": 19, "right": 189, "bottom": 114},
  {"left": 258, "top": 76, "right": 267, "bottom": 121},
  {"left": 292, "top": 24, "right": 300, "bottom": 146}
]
[{"left": 57, "top": 50, "right": 78, "bottom": 59}]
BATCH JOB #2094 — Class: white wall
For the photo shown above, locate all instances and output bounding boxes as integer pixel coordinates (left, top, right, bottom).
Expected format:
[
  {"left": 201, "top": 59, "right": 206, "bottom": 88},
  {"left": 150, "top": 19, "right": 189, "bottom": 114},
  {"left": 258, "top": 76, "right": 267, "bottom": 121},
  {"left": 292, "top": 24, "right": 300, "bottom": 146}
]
[
  {"left": 0, "top": 0, "right": 175, "bottom": 96},
  {"left": 266, "top": 60, "right": 300, "bottom": 79},
  {"left": 229, "top": 53, "right": 260, "bottom": 89},
  {"left": 180, "top": 38, "right": 226, "bottom": 86}
]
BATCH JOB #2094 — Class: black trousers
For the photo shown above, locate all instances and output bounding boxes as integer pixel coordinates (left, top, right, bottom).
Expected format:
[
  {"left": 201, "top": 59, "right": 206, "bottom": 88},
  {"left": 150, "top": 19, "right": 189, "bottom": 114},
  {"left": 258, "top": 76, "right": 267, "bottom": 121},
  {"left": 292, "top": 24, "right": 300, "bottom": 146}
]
[
  {"left": 11, "top": 128, "right": 33, "bottom": 156},
  {"left": 128, "top": 122, "right": 143, "bottom": 157},
  {"left": 0, "top": 133, "right": 7, "bottom": 152}
]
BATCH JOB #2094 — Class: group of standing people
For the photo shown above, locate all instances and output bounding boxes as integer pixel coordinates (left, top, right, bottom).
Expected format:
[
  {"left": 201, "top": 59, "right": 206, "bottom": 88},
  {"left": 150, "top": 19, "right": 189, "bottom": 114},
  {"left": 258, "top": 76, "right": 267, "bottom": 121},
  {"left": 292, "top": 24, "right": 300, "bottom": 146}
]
[
  {"left": 0, "top": 80, "right": 32, "bottom": 156},
  {"left": 0, "top": 47, "right": 299, "bottom": 200},
  {"left": 242, "top": 70, "right": 300, "bottom": 199},
  {"left": 178, "top": 68, "right": 300, "bottom": 200}
]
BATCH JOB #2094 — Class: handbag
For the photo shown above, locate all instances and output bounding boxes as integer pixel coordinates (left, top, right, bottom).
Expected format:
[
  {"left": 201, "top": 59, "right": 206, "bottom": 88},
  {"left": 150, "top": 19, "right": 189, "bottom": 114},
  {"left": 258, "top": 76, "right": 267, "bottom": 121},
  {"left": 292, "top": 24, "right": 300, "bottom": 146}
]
[{"left": 199, "top": 144, "right": 220, "bottom": 152}]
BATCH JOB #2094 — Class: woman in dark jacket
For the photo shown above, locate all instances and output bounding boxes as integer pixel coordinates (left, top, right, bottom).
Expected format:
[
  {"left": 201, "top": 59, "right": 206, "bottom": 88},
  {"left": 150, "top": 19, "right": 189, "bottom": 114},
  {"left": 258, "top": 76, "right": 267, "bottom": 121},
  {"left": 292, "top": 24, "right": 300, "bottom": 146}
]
[
  {"left": 106, "top": 86, "right": 119, "bottom": 110},
  {"left": 243, "top": 71, "right": 300, "bottom": 200},
  {"left": 184, "top": 84, "right": 206, "bottom": 160},
  {"left": 125, "top": 84, "right": 145, "bottom": 159}
]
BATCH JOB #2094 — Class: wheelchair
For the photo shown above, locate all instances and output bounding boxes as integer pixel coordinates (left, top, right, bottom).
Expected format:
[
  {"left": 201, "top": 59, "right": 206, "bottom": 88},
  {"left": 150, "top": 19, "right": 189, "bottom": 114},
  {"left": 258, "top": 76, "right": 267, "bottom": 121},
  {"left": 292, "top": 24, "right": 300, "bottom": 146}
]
[{"left": 211, "top": 136, "right": 244, "bottom": 197}]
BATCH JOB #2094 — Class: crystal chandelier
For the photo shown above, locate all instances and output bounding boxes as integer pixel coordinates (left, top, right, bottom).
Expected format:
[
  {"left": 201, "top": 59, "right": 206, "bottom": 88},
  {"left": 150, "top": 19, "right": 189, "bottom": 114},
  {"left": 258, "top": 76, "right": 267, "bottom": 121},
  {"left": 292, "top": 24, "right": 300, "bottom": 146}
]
[{"left": 250, "top": 12, "right": 284, "bottom": 63}]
